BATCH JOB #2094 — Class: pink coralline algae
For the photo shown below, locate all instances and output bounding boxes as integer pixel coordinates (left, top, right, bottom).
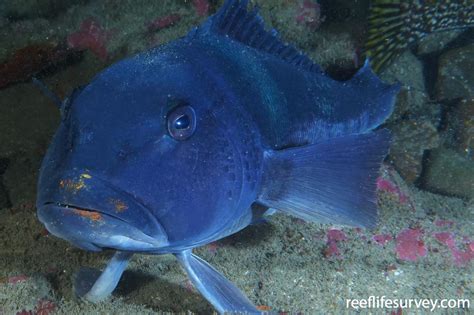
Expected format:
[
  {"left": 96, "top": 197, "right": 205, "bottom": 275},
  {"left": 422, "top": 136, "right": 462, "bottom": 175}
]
[
  {"left": 372, "top": 233, "right": 393, "bottom": 246},
  {"left": 376, "top": 178, "right": 398, "bottom": 193},
  {"left": 0, "top": 43, "right": 76, "bottom": 90},
  {"left": 434, "top": 219, "right": 455, "bottom": 228},
  {"left": 183, "top": 279, "right": 196, "bottom": 293},
  {"left": 295, "top": 0, "right": 325, "bottom": 30},
  {"left": 67, "top": 17, "right": 112, "bottom": 61},
  {"left": 147, "top": 14, "right": 181, "bottom": 32},
  {"left": 434, "top": 232, "right": 474, "bottom": 267},
  {"left": 376, "top": 177, "right": 410, "bottom": 205},
  {"left": 434, "top": 232, "right": 456, "bottom": 247},
  {"left": 327, "top": 229, "right": 347, "bottom": 242},
  {"left": 33, "top": 299, "right": 56, "bottom": 315},
  {"left": 193, "top": 0, "right": 210, "bottom": 17},
  {"left": 324, "top": 229, "right": 347, "bottom": 258},
  {"left": 390, "top": 308, "right": 403, "bottom": 315},
  {"left": 206, "top": 241, "right": 220, "bottom": 254},
  {"left": 353, "top": 227, "right": 367, "bottom": 240},
  {"left": 15, "top": 299, "right": 55, "bottom": 315},
  {"left": 395, "top": 228, "right": 427, "bottom": 262},
  {"left": 5, "top": 274, "right": 29, "bottom": 284}
]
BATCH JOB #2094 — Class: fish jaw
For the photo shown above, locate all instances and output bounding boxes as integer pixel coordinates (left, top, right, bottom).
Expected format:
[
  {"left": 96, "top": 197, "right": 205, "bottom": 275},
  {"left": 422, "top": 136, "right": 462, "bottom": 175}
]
[
  {"left": 36, "top": 169, "right": 169, "bottom": 252},
  {"left": 38, "top": 203, "right": 168, "bottom": 252}
]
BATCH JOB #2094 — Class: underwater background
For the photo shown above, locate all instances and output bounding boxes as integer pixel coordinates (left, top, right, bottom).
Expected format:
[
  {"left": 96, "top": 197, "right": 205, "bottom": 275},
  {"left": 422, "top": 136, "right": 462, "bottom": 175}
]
[{"left": 0, "top": 0, "right": 472, "bottom": 313}]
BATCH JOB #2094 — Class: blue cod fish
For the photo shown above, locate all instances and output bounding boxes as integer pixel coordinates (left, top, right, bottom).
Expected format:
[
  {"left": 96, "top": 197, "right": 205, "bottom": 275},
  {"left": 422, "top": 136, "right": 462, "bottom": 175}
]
[{"left": 36, "top": 0, "right": 399, "bottom": 313}]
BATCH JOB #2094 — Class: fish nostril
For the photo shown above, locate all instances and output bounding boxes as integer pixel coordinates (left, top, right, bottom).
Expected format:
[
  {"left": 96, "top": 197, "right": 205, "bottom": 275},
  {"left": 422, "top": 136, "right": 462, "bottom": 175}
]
[
  {"left": 118, "top": 148, "right": 128, "bottom": 160},
  {"left": 117, "top": 142, "right": 132, "bottom": 160}
]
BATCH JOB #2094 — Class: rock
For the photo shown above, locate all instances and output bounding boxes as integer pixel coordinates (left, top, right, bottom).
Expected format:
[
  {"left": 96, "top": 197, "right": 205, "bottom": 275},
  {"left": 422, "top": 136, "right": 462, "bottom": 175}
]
[
  {"left": 380, "top": 51, "right": 426, "bottom": 92},
  {"left": 417, "top": 30, "right": 463, "bottom": 56},
  {"left": 264, "top": 2, "right": 357, "bottom": 70},
  {"left": 447, "top": 98, "right": 474, "bottom": 160},
  {"left": 3, "top": 152, "right": 40, "bottom": 207},
  {"left": 0, "top": 0, "right": 83, "bottom": 19},
  {"left": 0, "top": 16, "right": 7, "bottom": 28},
  {"left": 0, "top": 181, "right": 9, "bottom": 209},
  {"left": 389, "top": 120, "right": 440, "bottom": 183},
  {"left": 422, "top": 147, "right": 474, "bottom": 199},
  {"left": 0, "top": 157, "right": 10, "bottom": 209},
  {"left": 385, "top": 87, "right": 442, "bottom": 184},
  {"left": 387, "top": 87, "right": 441, "bottom": 124},
  {"left": 0, "top": 84, "right": 59, "bottom": 156},
  {"left": 436, "top": 43, "right": 474, "bottom": 100},
  {"left": 0, "top": 274, "right": 56, "bottom": 315}
]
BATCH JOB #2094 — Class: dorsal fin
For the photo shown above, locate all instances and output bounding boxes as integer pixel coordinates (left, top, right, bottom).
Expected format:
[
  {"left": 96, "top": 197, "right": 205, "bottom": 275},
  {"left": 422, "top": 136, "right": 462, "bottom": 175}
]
[
  {"left": 185, "top": 0, "right": 399, "bottom": 150},
  {"left": 194, "top": 0, "right": 322, "bottom": 73},
  {"left": 287, "top": 60, "right": 400, "bottom": 146}
]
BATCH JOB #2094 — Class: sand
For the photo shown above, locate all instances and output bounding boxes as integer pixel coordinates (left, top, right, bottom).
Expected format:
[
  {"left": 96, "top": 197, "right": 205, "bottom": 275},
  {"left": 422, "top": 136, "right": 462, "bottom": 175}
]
[{"left": 0, "top": 0, "right": 472, "bottom": 314}]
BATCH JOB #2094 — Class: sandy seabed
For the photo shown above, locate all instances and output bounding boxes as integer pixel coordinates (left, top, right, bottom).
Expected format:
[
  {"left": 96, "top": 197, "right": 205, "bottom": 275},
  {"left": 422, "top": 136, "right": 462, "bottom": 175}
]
[{"left": 0, "top": 0, "right": 472, "bottom": 314}]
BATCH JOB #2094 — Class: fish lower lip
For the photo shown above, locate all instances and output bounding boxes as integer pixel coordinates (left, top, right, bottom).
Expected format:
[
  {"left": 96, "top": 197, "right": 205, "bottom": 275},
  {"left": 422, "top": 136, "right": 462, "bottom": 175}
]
[
  {"left": 37, "top": 170, "right": 166, "bottom": 238},
  {"left": 38, "top": 203, "right": 169, "bottom": 252},
  {"left": 43, "top": 201, "right": 126, "bottom": 223}
]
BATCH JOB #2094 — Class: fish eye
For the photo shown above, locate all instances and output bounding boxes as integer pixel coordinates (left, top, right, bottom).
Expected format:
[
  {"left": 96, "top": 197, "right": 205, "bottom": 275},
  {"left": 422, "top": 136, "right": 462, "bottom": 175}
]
[{"left": 167, "top": 105, "right": 196, "bottom": 140}]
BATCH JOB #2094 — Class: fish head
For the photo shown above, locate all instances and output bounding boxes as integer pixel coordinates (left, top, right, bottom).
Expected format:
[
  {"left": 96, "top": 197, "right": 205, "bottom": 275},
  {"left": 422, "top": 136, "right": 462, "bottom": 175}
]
[{"left": 36, "top": 48, "right": 263, "bottom": 252}]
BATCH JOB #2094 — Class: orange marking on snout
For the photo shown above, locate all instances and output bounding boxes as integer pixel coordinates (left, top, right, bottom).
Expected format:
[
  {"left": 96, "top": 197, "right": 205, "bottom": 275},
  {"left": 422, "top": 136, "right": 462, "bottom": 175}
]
[
  {"left": 59, "top": 179, "right": 69, "bottom": 189},
  {"left": 72, "top": 209, "right": 102, "bottom": 221},
  {"left": 59, "top": 174, "right": 90, "bottom": 193},
  {"left": 59, "top": 178, "right": 85, "bottom": 192},
  {"left": 109, "top": 198, "right": 128, "bottom": 212}
]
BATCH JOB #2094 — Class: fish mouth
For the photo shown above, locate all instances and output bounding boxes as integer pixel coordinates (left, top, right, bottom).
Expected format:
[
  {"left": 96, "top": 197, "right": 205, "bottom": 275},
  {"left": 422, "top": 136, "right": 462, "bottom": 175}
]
[
  {"left": 38, "top": 202, "right": 168, "bottom": 252},
  {"left": 37, "top": 170, "right": 169, "bottom": 252}
]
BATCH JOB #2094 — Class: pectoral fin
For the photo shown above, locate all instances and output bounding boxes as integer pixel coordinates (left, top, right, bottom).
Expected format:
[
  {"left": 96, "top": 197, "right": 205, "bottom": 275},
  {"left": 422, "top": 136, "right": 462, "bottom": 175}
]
[
  {"left": 175, "top": 250, "right": 259, "bottom": 314},
  {"left": 74, "top": 251, "right": 133, "bottom": 302}
]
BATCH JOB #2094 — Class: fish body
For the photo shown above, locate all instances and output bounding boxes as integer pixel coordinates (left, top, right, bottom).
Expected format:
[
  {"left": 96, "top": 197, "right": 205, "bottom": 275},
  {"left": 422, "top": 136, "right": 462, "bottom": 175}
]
[
  {"left": 366, "top": 0, "right": 474, "bottom": 72},
  {"left": 36, "top": 0, "right": 399, "bottom": 312}
]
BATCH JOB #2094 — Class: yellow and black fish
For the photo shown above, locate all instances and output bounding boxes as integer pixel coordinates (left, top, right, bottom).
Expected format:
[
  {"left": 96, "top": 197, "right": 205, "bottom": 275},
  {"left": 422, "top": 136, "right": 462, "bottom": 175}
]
[{"left": 365, "top": 0, "right": 474, "bottom": 72}]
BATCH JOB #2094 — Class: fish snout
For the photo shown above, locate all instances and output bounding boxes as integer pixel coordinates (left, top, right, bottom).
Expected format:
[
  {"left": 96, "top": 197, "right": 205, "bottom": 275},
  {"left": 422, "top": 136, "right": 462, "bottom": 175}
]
[{"left": 37, "top": 170, "right": 168, "bottom": 252}]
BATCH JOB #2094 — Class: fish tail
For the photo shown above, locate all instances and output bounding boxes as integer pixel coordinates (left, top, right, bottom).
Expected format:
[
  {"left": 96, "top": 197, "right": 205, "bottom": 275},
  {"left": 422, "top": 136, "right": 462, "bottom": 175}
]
[
  {"left": 365, "top": 0, "right": 416, "bottom": 72},
  {"left": 257, "top": 130, "right": 391, "bottom": 228}
]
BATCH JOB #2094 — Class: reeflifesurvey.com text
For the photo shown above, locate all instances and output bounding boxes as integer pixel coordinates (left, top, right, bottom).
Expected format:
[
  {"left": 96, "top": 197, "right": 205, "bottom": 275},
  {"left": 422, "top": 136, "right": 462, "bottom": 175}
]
[{"left": 346, "top": 296, "right": 470, "bottom": 312}]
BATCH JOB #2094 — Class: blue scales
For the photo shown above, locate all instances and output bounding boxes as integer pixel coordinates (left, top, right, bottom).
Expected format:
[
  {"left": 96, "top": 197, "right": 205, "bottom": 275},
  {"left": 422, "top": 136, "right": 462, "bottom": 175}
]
[{"left": 36, "top": 0, "right": 399, "bottom": 313}]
